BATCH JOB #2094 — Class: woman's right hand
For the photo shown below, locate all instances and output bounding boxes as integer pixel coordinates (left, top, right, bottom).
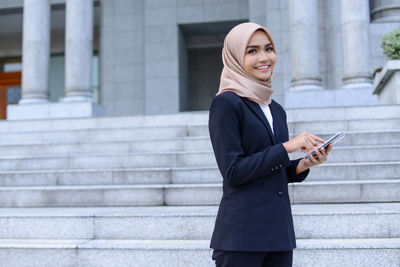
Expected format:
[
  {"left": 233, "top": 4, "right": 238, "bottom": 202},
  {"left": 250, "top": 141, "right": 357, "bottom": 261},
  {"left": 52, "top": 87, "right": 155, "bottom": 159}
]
[{"left": 283, "top": 132, "right": 325, "bottom": 153}]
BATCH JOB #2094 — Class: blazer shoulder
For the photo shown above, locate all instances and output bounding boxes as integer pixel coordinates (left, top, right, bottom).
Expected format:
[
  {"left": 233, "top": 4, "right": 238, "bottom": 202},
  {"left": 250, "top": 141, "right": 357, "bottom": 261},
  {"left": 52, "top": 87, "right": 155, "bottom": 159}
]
[
  {"left": 271, "top": 99, "right": 284, "bottom": 111},
  {"left": 210, "top": 91, "right": 243, "bottom": 110},
  {"left": 213, "top": 91, "right": 242, "bottom": 102},
  {"left": 271, "top": 99, "right": 286, "bottom": 116}
]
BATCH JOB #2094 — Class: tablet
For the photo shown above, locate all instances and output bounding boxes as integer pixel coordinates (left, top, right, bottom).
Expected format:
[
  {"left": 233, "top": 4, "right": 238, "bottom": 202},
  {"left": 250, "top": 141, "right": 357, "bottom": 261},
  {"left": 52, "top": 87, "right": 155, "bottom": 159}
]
[{"left": 305, "top": 132, "right": 345, "bottom": 160}]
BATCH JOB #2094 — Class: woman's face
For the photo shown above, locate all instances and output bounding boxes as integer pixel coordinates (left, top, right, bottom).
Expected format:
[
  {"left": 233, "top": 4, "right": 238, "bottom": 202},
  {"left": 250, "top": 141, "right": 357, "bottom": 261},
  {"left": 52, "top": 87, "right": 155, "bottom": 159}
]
[{"left": 243, "top": 30, "right": 276, "bottom": 81}]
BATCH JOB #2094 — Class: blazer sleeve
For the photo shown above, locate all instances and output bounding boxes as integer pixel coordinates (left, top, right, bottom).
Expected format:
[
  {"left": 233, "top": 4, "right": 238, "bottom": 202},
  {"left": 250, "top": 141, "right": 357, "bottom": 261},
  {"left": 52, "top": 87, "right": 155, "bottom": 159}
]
[
  {"left": 209, "top": 94, "right": 292, "bottom": 188},
  {"left": 286, "top": 159, "right": 309, "bottom": 183}
]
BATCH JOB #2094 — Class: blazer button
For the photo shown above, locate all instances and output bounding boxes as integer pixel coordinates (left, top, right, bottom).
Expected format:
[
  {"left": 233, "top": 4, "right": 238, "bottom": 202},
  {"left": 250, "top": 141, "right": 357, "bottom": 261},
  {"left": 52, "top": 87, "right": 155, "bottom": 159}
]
[
  {"left": 271, "top": 168, "right": 274, "bottom": 171},
  {"left": 275, "top": 166, "right": 279, "bottom": 170},
  {"left": 278, "top": 191, "right": 283, "bottom": 196},
  {"left": 279, "top": 164, "right": 283, "bottom": 168}
]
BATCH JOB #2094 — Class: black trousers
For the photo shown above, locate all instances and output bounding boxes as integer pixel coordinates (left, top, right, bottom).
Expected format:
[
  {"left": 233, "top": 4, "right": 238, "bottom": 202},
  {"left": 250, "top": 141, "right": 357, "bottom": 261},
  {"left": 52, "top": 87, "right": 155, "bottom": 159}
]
[{"left": 212, "top": 250, "right": 293, "bottom": 267}]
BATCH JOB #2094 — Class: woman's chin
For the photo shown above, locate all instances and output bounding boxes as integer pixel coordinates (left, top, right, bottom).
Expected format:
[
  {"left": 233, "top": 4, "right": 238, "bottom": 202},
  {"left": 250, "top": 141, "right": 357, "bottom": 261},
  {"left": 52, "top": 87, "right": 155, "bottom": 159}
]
[
  {"left": 253, "top": 71, "right": 272, "bottom": 81},
  {"left": 254, "top": 75, "right": 270, "bottom": 81}
]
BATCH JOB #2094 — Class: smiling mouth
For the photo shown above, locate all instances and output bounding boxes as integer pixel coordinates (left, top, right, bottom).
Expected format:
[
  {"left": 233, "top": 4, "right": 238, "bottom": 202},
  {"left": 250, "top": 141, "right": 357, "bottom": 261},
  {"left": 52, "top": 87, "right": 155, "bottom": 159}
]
[{"left": 256, "top": 65, "right": 270, "bottom": 71}]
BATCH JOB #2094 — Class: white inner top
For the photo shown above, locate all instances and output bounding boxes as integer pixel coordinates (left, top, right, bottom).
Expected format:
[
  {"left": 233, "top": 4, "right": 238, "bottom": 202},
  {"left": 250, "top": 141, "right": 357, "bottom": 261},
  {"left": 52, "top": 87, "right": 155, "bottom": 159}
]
[{"left": 259, "top": 104, "right": 274, "bottom": 134}]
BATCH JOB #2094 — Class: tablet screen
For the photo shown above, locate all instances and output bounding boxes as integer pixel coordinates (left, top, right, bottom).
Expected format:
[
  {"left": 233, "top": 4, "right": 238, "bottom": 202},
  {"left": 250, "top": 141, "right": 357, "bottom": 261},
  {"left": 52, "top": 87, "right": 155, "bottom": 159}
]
[{"left": 305, "top": 132, "right": 345, "bottom": 159}]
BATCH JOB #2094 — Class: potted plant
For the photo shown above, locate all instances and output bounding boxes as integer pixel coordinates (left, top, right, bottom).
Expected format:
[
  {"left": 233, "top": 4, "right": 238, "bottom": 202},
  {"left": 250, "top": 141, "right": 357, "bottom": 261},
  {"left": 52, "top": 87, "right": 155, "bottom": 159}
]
[
  {"left": 381, "top": 27, "right": 400, "bottom": 60},
  {"left": 372, "top": 27, "right": 400, "bottom": 104}
]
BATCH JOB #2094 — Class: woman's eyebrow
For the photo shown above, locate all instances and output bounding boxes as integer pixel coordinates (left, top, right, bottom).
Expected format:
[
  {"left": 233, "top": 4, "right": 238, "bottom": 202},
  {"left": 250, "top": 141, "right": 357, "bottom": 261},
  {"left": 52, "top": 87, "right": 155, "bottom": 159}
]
[
  {"left": 246, "top": 45, "right": 259, "bottom": 49},
  {"left": 246, "top": 42, "right": 273, "bottom": 49}
]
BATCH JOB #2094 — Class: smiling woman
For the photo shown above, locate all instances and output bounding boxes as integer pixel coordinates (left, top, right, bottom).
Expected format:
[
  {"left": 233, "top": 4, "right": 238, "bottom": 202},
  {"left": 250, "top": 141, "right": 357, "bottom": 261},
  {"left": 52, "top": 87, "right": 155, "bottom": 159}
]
[{"left": 208, "top": 22, "right": 332, "bottom": 267}]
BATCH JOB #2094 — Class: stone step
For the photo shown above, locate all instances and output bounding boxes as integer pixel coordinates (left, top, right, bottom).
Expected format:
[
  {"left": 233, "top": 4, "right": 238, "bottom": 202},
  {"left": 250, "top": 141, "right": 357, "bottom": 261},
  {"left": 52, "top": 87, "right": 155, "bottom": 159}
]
[
  {"left": 1, "top": 160, "right": 398, "bottom": 187},
  {"left": 0, "top": 151, "right": 213, "bottom": 171},
  {"left": 1, "top": 180, "right": 399, "bottom": 207},
  {"left": 0, "top": 239, "right": 212, "bottom": 267},
  {"left": 0, "top": 238, "right": 398, "bottom": 267},
  {"left": 0, "top": 105, "right": 398, "bottom": 133},
  {"left": 0, "top": 119, "right": 399, "bottom": 146},
  {"left": 0, "top": 145, "right": 399, "bottom": 171},
  {"left": 0, "top": 126, "right": 206, "bottom": 145},
  {"left": 0, "top": 137, "right": 212, "bottom": 155},
  {"left": 0, "top": 167, "right": 173, "bottom": 186},
  {"left": 294, "top": 238, "right": 400, "bottom": 267},
  {"left": 0, "top": 203, "right": 398, "bottom": 240},
  {"left": 290, "top": 179, "right": 400, "bottom": 204},
  {"left": 167, "top": 180, "right": 400, "bottom": 205},
  {"left": 316, "top": 130, "right": 400, "bottom": 147},
  {"left": 0, "top": 130, "right": 399, "bottom": 156},
  {"left": 1, "top": 118, "right": 400, "bottom": 145},
  {"left": 288, "top": 117, "right": 400, "bottom": 133},
  {"left": 0, "top": 112, "right": 209, "bottom": 133},
  {"left": 173, "top": 162, "right": 400, "bottom": 183},
  {"left": 286, "top": 104, "right": 400, "bottom": 122},
  {"left": 291, "top": 144, "right": 400, "bottom": 163},
  {"left": 306, "top": 161, "right": 400, "bottom": 181}
]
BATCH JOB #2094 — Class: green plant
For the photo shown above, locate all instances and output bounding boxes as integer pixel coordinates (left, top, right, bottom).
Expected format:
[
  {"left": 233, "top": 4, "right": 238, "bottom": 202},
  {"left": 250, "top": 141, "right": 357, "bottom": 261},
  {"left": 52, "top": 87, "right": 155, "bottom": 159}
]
[{"left": 381, "top": 27, "right": 400, "bottom": 60}]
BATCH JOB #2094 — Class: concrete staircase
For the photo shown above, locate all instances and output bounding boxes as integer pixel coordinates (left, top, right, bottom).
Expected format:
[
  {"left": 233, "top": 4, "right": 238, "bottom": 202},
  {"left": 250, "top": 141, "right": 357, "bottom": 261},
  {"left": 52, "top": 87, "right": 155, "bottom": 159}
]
[{"left": 0, "top": 106, "right": 399, "bottom": 266}]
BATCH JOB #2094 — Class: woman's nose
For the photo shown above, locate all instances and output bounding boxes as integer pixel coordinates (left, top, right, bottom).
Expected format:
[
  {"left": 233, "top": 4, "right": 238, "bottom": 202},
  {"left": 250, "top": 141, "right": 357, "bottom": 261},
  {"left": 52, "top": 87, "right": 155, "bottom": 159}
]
[{"left": 259, "top": 51, "right": 269, "bottom": 62}]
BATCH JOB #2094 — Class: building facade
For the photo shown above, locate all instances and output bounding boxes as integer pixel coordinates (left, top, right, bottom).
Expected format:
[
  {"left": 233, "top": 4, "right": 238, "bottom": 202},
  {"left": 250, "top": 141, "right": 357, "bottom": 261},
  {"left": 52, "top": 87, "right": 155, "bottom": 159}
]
[{"left": 0, "top": 0, "right": 399, "bottom": 120}]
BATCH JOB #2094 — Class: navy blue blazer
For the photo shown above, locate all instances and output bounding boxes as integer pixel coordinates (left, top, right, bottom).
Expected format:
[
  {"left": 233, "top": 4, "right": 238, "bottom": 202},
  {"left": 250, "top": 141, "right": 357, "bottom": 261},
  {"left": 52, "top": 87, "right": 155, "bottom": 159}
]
[{"left": 209, "top": 91, "right": 309, "bottom": 252}]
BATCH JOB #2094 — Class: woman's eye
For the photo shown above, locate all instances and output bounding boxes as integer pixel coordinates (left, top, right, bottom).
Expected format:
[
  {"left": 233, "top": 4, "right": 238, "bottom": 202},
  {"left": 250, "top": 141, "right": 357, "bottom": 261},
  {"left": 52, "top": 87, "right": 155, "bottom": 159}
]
[
  {"left": 266, "top": 47, "right": 273, "bottom": 52},
  {"left": 248, "top": 49, "right": 257, "bottom": 54}
]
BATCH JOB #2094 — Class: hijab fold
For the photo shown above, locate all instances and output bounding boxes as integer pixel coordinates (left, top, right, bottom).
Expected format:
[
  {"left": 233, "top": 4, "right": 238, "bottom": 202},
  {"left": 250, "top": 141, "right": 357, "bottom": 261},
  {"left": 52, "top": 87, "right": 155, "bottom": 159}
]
[{"left": 217, "top": 22, "right": 275, "bottom": 105}]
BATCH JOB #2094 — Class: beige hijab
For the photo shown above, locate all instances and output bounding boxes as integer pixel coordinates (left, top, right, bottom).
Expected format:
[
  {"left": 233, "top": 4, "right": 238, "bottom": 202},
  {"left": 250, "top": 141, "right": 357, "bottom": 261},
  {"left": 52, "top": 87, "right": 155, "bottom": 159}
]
[{"left": 217, "top": 22, "right": 275, "bottom": 105}]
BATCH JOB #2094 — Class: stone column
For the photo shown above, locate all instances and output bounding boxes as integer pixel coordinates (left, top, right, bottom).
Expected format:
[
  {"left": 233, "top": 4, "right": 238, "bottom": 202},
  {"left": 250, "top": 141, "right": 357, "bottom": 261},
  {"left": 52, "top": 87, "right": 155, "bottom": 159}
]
[
  {"left": 64, "top": 0, "right": 93, "bottom": 102},
  {"left": 370, "top": 0, "right": 400, "bottom": 22},
  {"left": 20, "top": 0, "right": 50, "bottom": 104},
  {"left": 288, "top": 0, "right": 323, "bottom": 91},
  {"left": 340, "top": 0, "right": 372, "bottom": 90}
]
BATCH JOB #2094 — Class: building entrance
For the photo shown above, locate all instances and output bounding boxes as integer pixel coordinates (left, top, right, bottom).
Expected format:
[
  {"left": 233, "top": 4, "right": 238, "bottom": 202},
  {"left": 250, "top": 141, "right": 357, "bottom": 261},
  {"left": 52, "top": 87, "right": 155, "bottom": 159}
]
[
  {"left": 0, "top": 72, "right": 21, "bottom": 119},
  {"left": 179, "top": 20, "right": 247, "bottom": 111}
]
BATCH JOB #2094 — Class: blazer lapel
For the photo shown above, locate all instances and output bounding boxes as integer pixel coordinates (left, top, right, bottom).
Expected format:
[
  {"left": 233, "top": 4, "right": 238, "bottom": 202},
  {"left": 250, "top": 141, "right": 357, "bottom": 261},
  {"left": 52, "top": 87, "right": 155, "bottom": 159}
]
[
  {"left": 269, "top": 101, "right": 280, "bottom": 143},
  {"left": 243, "top": 98, "right": 276, "bottom": 145}
]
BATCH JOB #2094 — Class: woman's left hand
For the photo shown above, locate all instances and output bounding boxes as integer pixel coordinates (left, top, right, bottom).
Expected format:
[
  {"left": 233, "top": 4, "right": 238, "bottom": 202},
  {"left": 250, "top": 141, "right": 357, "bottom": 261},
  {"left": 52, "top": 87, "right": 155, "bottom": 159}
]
[
  {"left": 296, "top": 144, "right": 332, "bottom": 174},
  {"left": 303, "top": 144, "right": 332, "bottom": 168}
]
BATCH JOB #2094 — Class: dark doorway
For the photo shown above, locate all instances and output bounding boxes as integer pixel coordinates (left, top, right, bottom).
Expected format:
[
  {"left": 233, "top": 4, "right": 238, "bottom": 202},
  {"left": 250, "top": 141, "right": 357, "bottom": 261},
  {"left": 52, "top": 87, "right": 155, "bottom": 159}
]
[{"left": 179, "top": 20, "right": 247, "bottom": 111}]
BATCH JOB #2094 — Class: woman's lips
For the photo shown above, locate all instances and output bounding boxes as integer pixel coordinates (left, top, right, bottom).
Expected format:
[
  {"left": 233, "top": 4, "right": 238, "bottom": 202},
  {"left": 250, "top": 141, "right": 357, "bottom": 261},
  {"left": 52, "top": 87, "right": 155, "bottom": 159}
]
[{"left": 256, "top": 65, "right": 270, "bottom": 72}]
